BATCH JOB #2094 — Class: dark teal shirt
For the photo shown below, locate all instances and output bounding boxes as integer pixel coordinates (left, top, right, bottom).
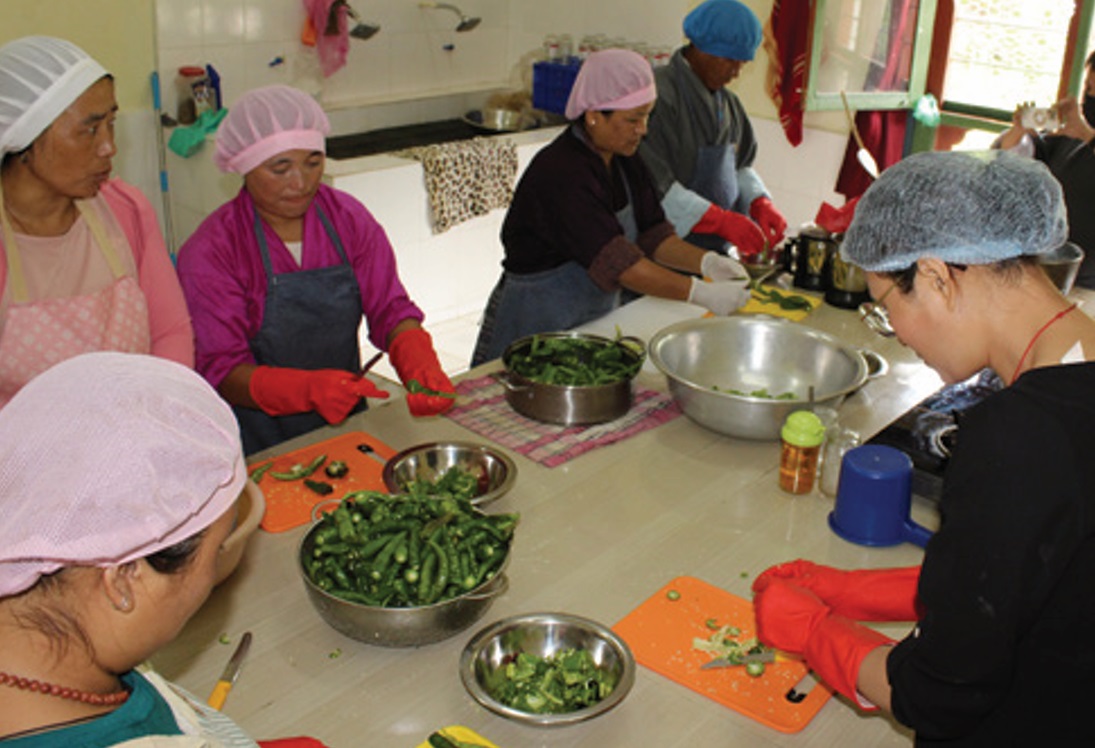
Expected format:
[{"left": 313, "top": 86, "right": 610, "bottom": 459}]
[{"left": 1, "top": 671, "right": 182, "bottom": 747}]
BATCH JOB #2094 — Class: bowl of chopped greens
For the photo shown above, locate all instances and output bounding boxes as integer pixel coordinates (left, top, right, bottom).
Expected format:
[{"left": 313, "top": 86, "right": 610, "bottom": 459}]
[
  {"left": 383, "top": 441, "right": 517, "bottom": 508},
  {"left": 298, "top": 488, "right": 519, "bottom": 647},
  {"left": 460, "top": 612, "right": 636, "bottom": 726},
  {"left": 649, "top": 316, "right": 873, "bottom": 440},
  {"left": 497, "top": 332, "right": 645, "bottom": 425}
]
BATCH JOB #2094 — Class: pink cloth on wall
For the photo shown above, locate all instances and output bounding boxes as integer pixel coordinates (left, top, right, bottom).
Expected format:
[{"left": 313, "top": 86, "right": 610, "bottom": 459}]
[
  {"left": 303, "top": 0, "right": 349, "bottom": 77},
  {"left": 763, "top": 0, "right": 810, "bottom": 147},
  {"left": 0, "top": 179, "right": 194, "bottom": 369}
]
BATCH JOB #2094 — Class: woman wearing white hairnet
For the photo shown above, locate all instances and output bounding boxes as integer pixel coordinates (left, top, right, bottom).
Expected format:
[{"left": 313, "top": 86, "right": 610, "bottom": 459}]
[
  {"left": 751, "top": 150, "right": 1095, "bottom": 745},
  {"left": 471, "top": 48, "right": 751, "bottom": 366},
  {"left": 176, "top": 85, "right": 454, "bottom": 456},
  {"left": 0, "top": 37, "right": 193, "bottom": 409},
  {"left": 0, "top": 352, "right": 326, "bottom": 747}
]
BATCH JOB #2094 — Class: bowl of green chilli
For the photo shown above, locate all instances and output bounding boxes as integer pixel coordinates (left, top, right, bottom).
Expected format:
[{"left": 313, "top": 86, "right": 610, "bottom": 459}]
[
  {"left": 298, "top": 485, "right": 518, "bottom": 647},
  {"left": 382, "top": 441, "right": 516, "bottom": 508},
  {"left": 496, "top": 332, "right": 646, "bottom": 425},
  {"left": 460, "top": 612, "right": 636, "bottom": 726}
]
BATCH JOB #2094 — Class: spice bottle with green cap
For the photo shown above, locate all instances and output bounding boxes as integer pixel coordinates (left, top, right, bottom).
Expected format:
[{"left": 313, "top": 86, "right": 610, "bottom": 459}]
[{"left": 779, "top": 410, "right": 826, "bottom": 494}]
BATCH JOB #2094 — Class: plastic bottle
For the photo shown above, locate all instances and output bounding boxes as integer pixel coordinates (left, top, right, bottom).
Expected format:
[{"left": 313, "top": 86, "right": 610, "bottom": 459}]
[
  {"left": 819, "top": 425, "right": 861, "bottom": 498},
  {"left": 779, "top": 410, "right": 826, "bottom": 494}
]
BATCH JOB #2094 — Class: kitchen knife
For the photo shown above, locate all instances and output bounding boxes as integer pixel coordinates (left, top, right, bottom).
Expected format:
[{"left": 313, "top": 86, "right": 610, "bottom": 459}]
[
  {"left": 699, "top": 650, "right": 777, "bottom": 670},
  {"left": 207, "top": 631, "right": 252, "bottom": 710}
]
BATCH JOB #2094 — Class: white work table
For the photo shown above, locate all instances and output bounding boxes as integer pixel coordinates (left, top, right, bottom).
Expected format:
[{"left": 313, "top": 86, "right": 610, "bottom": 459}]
[{"left": 154, "top": 292, "right": 997, "bottom": 748}]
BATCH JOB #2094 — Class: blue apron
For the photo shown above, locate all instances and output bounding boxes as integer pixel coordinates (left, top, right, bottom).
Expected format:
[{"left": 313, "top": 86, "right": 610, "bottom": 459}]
[
  {"left": 677, "top": 63, "right": 739, "bottom": 253},
  {"left": 235, "top": 205, "right": 364, "bottom": 455},
  {"left": 471, "top": 166, "right": 639, "bottom": 366}
]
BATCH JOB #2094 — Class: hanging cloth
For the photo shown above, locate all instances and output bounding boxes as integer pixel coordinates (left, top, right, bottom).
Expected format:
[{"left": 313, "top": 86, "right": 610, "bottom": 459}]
[{"left": 762, "top": 0, "right": 810, "bottom": 147}]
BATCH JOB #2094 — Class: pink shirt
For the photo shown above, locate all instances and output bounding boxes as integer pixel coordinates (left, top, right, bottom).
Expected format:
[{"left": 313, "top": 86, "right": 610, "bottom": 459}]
[
  {"left": 176, "top": 184, "right": 423, "bottom": 388},
  {"left": 0, "top": 179, "right": 194, "bottom": 368}
]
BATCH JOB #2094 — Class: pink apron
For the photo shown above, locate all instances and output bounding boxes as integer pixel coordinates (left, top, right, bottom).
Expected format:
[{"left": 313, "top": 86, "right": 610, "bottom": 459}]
[{"left": 0, "top": 193, "right": 151, "bottom": 407}]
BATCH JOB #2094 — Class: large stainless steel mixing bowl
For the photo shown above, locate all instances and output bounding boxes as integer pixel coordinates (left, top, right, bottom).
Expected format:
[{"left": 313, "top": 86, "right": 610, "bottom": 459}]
[{"left": 648, "top": 316, "right": 872, "bottom": 440}]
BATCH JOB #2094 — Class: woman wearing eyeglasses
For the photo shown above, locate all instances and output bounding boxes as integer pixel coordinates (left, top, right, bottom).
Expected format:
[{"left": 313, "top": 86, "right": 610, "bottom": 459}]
[{"left": 751, "top": 150, "right": 1095, "bottom": 745}]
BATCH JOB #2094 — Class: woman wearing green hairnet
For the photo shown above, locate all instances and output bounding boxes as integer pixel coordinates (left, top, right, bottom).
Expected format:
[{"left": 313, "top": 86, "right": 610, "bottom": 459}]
[{"left": 752, "top": 150, "right": 1095, "bottom": 745}]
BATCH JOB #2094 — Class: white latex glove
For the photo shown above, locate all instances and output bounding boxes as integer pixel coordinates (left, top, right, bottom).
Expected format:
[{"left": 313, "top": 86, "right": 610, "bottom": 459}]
[
  {"left": 688, "top": 277, "right": 751, "bottom": 316},
  {"left": 700, "top": 251, "right": 748, "bottom": 282}
]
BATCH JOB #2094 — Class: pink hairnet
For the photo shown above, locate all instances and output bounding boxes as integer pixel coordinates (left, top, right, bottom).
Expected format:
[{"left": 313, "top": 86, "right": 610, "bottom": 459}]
[
  {"left": 0, "top": 352, "right": 247, "bottom": 598},
  {"left": 0, "top": 36, "right": 109, "bottom": 156},
  {"left": 214, "top": 84, "right": 330, "bottom": 175},
  {"left": 564, "top": 49, "right": 656, "bottom": 121}
]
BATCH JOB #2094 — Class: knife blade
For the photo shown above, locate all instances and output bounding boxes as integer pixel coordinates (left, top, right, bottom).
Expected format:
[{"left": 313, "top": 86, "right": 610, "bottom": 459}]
[
  {"left": 699, "top": 650, "right": 777, "bottom": 670},
  {"left": 207, "top": 631, "right": 252, "bottom": 710}
]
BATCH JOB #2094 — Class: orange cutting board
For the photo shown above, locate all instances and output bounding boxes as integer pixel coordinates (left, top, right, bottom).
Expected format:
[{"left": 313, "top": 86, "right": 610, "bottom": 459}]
[
  {"left": 613, "top": 576, "right": 833, "bottom": 733},
  {"left": 249, "top": 431, "right": 397, "bottom": 533}
]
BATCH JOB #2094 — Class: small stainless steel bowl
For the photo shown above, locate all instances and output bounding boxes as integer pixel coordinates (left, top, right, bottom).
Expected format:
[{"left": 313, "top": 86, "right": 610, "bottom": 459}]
[
  {"left": 382, "top": 441, "right": 517, "bottom": 508},
  {"left": 460, "top": 612, "right": 636, "bottom": 726}
]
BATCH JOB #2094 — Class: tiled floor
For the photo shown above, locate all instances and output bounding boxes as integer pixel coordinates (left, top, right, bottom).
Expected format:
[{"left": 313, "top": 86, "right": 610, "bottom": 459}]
[{"left": 359, "top": 310, "right": 482, "bottom": 384}]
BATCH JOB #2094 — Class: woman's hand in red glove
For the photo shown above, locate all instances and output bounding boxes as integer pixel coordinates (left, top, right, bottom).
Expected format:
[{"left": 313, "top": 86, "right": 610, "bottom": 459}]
[
  {"left": 693, "top": 205, "right": 767, "bottom": 259},
  {"left": 388, "top": 326, "right": 456, "bottom": 417},
  {"left": 249, "top": 366, "right": 388, "bottom": 424},
  {"left": 749, "top": 196, "right": 788, "bottom": 247},
  {"left": 753, "top": 578, "right": 892, "bottom": 708},
  {"left": 752, "top": 560, "right": 921, "bottom": 622}
]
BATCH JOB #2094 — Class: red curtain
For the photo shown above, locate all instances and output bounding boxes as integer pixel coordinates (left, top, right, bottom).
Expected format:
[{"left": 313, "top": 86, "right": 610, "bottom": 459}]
[{"left": 763, "top": 0, "right": 811, "bottom": 146}]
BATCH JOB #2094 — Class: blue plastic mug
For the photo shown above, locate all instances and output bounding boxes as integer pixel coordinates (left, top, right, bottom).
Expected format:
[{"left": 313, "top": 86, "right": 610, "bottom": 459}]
[{"left": 827, "top": 444, "right": 933, "bottom": 548}]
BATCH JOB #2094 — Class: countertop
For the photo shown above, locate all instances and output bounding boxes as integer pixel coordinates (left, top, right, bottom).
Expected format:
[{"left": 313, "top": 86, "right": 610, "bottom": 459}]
[{"left": 153, "top": 293, "right": 973, "bottom": 747}]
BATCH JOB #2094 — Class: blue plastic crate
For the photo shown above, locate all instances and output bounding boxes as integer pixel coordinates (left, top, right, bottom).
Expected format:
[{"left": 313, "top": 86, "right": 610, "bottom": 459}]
[{"left": 532, "top": 59, "right": 581, "bottom": 115}]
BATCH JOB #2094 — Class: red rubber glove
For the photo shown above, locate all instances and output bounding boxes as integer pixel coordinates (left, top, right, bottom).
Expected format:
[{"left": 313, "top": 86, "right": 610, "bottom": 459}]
[
  {"left": 752, "top": 560, "right": 921, "bottom": 621},
  {"left": 259, "top": 739, "right": 330, "bottom": 748},
  {"left": 249, "top": 366, "right": 388, "bottom": 424},
  {"left": 388, "top": 327, "right": 456, "bottom": 417},
  {"left": 753, "top": 579, "right": 892, "bottom": 708},
  {"left": 692, "top": 204, "right": 767, "bottom": 259},
  {"left": 749, "top": 196, "right": 788, "bottom": 248}
]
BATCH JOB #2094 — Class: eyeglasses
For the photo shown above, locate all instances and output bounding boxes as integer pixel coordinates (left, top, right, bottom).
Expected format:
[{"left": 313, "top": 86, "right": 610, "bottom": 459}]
[{"left": 858, "top": 280, "right": 897, "bottom": 337}]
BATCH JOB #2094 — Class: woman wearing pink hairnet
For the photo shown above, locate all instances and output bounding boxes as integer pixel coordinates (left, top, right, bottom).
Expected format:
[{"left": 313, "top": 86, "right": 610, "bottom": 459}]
[
  {"left": 0, "top": 352, "right": 324, "bottom": 747},
  {"left": 471, "top": 49, "right": 751, "bottom": 366},
  {"left": 0, "top": 37, "right": 194, "bottom": 408},
  {"left": 176, "top": 85, "right": 454, "bottom": 455}
]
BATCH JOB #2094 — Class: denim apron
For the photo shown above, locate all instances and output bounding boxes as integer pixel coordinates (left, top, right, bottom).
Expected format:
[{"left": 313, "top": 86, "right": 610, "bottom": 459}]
[
  {"left": 677, "top": 63, "right": 740, "bottom": 253},
  {"left": 471, "top": 166, "right": 639, "bottom": 366},
  {"left": 235, "top": 205, "right": 364, "bottom": 454}
]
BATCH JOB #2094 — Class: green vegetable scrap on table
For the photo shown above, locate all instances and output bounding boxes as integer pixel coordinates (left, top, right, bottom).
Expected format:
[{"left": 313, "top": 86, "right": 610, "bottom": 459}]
[
  {"left": 486, "top": 648, "right": 616, "bottom": 714},
  {"left": 751, "top": 286, "right": 814, "bottom": 311},
  {"left": 508, "top": 335, "right": 641, "bottom": 387},
  {"left": 302, "top": 474, "right": 519, "bottom": 608}
]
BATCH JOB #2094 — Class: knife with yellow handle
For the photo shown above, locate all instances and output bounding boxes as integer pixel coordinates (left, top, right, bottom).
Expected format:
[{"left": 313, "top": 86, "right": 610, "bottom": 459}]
[{"left": 208, "top": 631, "right": 252, "bottom": 710}]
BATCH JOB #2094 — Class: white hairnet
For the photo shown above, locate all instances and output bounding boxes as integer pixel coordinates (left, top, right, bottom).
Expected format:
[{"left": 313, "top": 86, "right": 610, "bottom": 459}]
[
  {"left": 841, "top": 150, "right": 1068, "bottom": 272},
  {"left": 214, "top": 84, "right": 330, "bottom": 174},
  {"left": 0, "top": 352, "right": 247, "bottom": 598},
  {"left": 0, "top": 36, "right": 109, "bottom": 157}
]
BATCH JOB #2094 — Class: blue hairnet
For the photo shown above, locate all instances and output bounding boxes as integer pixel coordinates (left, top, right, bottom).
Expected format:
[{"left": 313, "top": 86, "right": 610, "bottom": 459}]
[
  {"left": 841, "top": 150, "right": 1068, "bottom": 272},
  {"left": 684, "top": 0, "right": 762, "bottom": 61}
]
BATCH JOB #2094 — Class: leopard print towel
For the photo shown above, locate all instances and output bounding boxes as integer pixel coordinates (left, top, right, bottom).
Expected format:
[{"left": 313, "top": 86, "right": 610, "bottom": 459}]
[{"left": 404, "top": 136, "right": 518, "bottom": 234}]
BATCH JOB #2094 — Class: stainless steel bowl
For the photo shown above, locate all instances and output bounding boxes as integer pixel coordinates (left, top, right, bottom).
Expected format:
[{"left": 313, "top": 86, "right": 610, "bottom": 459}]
[
  {"left": 648, "top": 316, "right": 872, "bottom": 440},
  {"left": 382, "top": 441, "right": 517, "bottom": 508},
  {"left": 496, "top": 332, "right": 645, "bottom": 425},
  {"left": 460, "top": 612, "right": 636, "bottom": 726},
  {"left": 298, "top": 522, "right": 510, "bottom": 647},
  {"left": 463, "top": 107, "right": 524, "bottom": 132}
]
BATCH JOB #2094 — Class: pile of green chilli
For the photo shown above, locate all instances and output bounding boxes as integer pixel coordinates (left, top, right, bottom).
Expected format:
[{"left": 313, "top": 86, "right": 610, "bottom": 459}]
[
  {"left": 486, "top": 648, "right": 617, "bottom": 714},
  {"left": 303, "top": 469, "right": 518, "bottom": 608},
  {"left": 507, "top": 335, "right": 641, "bottom": 387}
]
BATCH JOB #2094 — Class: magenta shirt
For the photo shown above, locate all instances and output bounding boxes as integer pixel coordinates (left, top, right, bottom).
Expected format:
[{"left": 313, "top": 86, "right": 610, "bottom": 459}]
[{"left": 176, "top": 184, "right": 423, "bottom": 388}]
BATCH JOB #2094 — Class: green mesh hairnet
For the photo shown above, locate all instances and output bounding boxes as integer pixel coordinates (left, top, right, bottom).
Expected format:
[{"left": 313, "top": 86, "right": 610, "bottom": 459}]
[{"left": 841, "top": 150, "right": 1068, "bottom": 272}]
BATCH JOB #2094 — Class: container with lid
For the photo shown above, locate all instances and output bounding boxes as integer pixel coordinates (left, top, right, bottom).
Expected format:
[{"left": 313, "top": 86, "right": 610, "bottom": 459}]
[
  {"left": 779, "top": 410, "right": 826, "bottom": 494},
  {"left": 176, "top": 66, "right": 213, "bottom": 125}
]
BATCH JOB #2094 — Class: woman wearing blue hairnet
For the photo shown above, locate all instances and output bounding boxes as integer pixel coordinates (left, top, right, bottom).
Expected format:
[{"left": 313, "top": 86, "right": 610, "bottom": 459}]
[{"left": 751, "top": 150, "right": 1095, "bottom": 745}]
